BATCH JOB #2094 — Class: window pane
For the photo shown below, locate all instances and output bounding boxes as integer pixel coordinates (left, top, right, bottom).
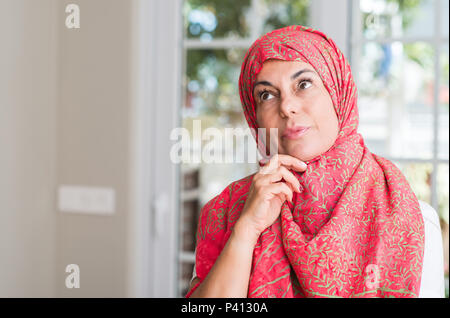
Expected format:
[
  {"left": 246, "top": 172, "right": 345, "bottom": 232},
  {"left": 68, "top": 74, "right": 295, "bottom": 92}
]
[
  {"left": 358, "top": 42, "right": 434, "bottom": 159},
  {"left": 259, "top": 0, "right": 310, "bottom": 35},
  {"left": 184, "top": 49, "right": 247, "bottom": 126},
  {"left": 439, "top": 45, "right": 449, "bottom": 159},
  {"left": 182, "top": 200, "right": 199, "bottom": 252},
  {"left": 184, "top": 0, "right": 252, "bottom": 39},
  {"left": 360, "top": 0, "right": 434, "bottom": 39},
  {"left": 183, "top": 0, "right": 310, "bottom": 41},
  {"left": 442, "top": 0, "right": 449, "bottom": 38},
  {"left": 393, "top": 162, "right": 433, "bottom": 204}
]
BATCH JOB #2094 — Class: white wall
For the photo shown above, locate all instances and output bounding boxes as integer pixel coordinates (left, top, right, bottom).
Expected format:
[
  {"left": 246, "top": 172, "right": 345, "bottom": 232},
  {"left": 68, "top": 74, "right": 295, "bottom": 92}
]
[
  {"left": 55, "top": 0, "right": 132, "bottom": 297},
  {"left": 0, "top": 0, "right": 137, "bottom": 297},
  {"left": 0, "top": 0, "right": 58, "bottom": 297}
]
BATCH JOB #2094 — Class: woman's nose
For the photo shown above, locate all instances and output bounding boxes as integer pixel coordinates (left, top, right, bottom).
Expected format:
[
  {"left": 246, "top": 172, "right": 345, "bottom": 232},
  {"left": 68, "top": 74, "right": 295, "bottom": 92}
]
[{"left": 279, "top": 95, "right": 299, "bottom": 117}]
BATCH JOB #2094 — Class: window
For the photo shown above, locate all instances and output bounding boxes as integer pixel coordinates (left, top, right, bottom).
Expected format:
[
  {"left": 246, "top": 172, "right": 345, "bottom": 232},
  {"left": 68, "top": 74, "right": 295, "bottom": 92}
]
[{"left": 351, "top": 0, "right": 449, "bottom": 296}]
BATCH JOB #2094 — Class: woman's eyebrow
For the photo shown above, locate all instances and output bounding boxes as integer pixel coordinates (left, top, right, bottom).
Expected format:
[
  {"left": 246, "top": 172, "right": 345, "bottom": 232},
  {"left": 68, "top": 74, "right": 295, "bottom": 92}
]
[
  {"left": 253, "top": 80, "right": 274, "bottom": 91},
  {"left": 253, "top": 68, "right": 316, "bottom": 93},
  {"left": 290, "top": 68, "right": 315, "bottom": 80}
]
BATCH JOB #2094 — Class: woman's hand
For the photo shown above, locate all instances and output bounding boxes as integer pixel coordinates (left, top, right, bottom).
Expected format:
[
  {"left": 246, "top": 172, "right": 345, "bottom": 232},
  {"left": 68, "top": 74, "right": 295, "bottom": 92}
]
[
  {"left": 189, "top": 154, "right": 307, "bottom": 298},
  {"left": 234, "top": 154, "right": 307, "bottom": 243}
]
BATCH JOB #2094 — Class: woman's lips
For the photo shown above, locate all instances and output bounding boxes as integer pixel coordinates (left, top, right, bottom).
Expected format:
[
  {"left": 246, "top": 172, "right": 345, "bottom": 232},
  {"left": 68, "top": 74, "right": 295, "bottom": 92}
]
[{"left": 282, "top": 126, "right": 311, "bottom": 140}]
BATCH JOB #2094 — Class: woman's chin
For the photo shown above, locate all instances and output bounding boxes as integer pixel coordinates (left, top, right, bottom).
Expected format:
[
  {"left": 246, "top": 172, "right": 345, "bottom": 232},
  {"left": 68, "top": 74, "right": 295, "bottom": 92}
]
[{"left": 282, "top": 143, "right": 317, "bottom": 162}]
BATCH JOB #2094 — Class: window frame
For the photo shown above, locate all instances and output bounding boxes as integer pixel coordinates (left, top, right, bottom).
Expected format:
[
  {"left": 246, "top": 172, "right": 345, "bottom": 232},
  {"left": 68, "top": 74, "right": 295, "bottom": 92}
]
[
  {"left": 131, "top": 0, "right": 183, "bottom": 298},
  {"left": 350, "top": 0, "right": 450, "bottom": 212}
]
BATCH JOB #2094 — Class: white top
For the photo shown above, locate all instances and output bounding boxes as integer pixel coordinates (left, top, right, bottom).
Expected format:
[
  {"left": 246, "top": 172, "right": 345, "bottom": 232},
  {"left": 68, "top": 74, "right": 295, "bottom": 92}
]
[
  {"left": 418, "top": 200, "right": 446, "bottom": 298},
  {"left": 191, "top": 200, "right": 446, "bottom": 298}
]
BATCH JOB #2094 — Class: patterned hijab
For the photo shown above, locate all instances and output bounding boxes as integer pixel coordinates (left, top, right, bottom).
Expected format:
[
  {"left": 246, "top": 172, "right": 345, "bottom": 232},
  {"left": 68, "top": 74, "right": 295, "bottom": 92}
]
[{"left": 189, "top": 25, "right": 425, "bottom": 298}]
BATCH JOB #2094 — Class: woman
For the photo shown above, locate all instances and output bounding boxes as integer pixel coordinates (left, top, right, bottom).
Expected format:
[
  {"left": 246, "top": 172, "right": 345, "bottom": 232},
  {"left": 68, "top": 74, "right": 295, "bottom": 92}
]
[{"left": 186, "top": 25, "right": 427, "bottom": 298}]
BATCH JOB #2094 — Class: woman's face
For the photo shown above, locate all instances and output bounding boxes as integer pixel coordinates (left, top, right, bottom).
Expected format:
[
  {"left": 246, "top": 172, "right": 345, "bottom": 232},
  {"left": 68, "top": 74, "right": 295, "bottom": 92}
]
[{"left": 254, "top": 59, "right": 339, "bottom": 162}]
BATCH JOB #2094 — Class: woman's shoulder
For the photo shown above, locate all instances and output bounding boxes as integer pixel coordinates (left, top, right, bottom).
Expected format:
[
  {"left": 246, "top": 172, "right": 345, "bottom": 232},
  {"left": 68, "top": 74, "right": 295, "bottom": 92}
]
[
  {"left": 196, "top": 173, "right": 256, "bottom": 244},
  {"left": 228, "top": 173, "right": 255, "bottom": 195},
  {"left": 203, "top": 173, "right": 255, "bottom": 205},
  {"left": 199, "top": 173, "right": 255, "bottom": 220}
]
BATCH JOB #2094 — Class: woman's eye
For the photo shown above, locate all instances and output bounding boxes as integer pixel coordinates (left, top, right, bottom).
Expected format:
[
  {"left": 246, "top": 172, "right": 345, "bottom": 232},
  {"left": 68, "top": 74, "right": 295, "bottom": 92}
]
[
  {"left": 298, "top": 80, "right": 312, "bottom": 90},
  {"left": 260, "top": 91, "right": 274, "bottom": 102}
]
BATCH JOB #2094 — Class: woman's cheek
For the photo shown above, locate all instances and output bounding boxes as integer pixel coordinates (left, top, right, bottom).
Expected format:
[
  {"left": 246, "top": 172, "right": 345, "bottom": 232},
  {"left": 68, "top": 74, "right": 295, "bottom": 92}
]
[{"left": 259, "top": 112, "right": 273, "bottom": 129}]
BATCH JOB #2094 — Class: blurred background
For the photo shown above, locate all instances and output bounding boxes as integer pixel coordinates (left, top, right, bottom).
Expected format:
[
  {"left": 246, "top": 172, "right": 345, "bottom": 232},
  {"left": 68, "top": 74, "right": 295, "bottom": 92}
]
[{"left": 0, "top": 0, "right": 448, "bottom": 297}]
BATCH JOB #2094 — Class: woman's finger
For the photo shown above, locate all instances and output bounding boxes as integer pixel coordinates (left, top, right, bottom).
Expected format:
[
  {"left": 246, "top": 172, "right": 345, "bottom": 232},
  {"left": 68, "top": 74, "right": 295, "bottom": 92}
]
[
  {"left": 276, "top": 154, "right": 308, "bottom": 172},
  {"left": 260, "top": 154, "right": 307, "bottom": 175},
  {"left": 257, "top": 164, "right": 301, "bottom": 193},
  {"left": 263, "top": 182, "right": 293, "bottom": 203},
  {"left": 268, "top": 166, "right": 301, "bottom": 193}
]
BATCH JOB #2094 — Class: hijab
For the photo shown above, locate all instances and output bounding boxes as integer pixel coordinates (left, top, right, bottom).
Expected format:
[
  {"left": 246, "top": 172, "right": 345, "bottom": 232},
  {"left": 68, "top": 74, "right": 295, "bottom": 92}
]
[{"left": 188, "top": 25, "right": 425, "bottom": 298}]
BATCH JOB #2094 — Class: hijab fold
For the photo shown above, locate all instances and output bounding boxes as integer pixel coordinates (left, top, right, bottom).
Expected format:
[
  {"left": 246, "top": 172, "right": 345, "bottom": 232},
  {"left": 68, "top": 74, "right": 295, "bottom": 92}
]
[{"left": 188, "top": 25, "right": 424, "bottom": 298}]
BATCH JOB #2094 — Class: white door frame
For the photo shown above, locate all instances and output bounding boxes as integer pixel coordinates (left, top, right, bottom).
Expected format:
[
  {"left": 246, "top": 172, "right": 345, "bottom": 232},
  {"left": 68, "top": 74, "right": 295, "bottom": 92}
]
[{"left": 128, "top": 0, "right": 182, "bottom": 298}]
